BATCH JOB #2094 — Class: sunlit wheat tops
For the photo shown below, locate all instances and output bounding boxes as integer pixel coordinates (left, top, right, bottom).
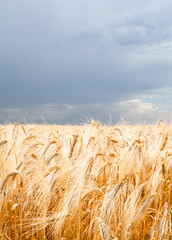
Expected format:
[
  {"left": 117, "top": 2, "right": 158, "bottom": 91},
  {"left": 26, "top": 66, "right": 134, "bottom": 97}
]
[{"left": 0, "top": 121, "right": 171, "bottom": 239}]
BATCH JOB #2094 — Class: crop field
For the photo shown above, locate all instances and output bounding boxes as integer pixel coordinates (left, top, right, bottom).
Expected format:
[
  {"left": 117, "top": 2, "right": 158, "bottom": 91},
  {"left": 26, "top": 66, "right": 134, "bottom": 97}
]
[{"left": 0, "top": 121, "right": 171, "bottom": 240}]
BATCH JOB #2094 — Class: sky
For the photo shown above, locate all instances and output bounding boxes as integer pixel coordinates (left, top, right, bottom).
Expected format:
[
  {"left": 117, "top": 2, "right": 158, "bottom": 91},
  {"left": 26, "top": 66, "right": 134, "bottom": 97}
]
[{"left": 0, "top": 0, "right": 172, "bottom": 124}]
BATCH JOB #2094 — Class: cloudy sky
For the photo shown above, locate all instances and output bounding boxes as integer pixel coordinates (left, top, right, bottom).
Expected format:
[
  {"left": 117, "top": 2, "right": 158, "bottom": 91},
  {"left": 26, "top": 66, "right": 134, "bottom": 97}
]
[{"left": 0, "top": 0, "right": 172, "bottom": 124}]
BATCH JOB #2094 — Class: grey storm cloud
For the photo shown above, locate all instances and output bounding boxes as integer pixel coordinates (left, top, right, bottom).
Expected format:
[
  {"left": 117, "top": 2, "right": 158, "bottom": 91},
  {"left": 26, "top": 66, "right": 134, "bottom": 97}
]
[{"left": 0, "top": 0, "right": 172, "bottom": 123}]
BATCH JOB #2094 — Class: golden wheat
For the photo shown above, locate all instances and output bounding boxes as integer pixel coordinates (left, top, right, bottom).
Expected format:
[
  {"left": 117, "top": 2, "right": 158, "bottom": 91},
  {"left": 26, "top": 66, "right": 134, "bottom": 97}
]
[{"left": 0, "top": 122, "right": 171, "bottom": 239}]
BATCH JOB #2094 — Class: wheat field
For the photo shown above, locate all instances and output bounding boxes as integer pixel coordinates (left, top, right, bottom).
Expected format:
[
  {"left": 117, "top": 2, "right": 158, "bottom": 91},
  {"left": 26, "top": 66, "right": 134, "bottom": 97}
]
[{"left": 0, "top": 121, "right": 171, "bottom": 240}]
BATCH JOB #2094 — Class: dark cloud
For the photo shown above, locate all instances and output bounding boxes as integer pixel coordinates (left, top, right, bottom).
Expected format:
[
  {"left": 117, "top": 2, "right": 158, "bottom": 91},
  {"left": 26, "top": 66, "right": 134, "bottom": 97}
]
[
  {"left": 113, "top": 6, "right": 172, "bottom": 46},
  {"left": 0, "top": 0, "right": 172, "bottom": 123}
]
